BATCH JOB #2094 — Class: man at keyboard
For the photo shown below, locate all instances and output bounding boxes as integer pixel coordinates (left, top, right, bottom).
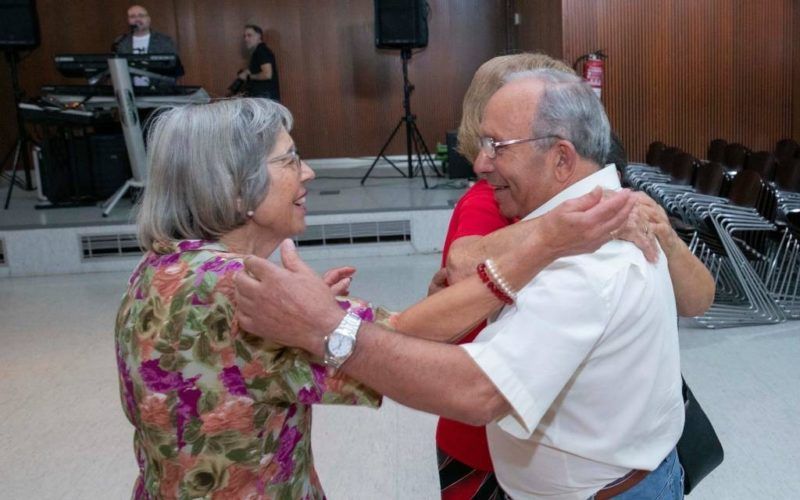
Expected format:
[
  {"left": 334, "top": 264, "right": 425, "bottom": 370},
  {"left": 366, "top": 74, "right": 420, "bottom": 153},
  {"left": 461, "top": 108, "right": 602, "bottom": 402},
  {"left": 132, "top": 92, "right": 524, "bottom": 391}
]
[{"left": 114, "top": 5, "right": 179, "bottom": 86}]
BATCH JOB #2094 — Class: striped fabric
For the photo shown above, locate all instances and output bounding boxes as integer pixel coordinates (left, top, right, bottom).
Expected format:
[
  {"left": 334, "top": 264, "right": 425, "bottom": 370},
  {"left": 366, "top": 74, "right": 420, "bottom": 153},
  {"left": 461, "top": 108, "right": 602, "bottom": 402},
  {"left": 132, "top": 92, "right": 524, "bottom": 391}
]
[{"left": 438, "top": 448, "right": 504, "bottom": 500}]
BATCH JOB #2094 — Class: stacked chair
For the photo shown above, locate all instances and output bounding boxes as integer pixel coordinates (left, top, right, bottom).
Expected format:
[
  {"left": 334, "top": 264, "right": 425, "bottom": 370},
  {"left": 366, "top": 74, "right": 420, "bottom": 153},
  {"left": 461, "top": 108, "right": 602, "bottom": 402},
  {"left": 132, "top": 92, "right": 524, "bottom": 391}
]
[
  {"left": 774, "top": 138, "right": 798, "bottom": 167},
  {"left": 707, "top": 138, "right": 728, "bottom": 163},
  {"left": 764, "top": 141, "right": 800, "bottom": 318},
  {"left": 722, "top": 143, "right": 749, "bottom": 171},
  {"left": 623, "top": 139, "right": 800, "bottom": 327}
]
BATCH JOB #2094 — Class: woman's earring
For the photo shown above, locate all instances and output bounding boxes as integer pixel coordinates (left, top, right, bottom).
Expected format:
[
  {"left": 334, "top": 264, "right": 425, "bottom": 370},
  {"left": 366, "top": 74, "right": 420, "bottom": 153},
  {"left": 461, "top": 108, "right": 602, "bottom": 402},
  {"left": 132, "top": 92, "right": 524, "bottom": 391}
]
[{"left": 246, "top": 210, "right": 254, "bottom": 218}]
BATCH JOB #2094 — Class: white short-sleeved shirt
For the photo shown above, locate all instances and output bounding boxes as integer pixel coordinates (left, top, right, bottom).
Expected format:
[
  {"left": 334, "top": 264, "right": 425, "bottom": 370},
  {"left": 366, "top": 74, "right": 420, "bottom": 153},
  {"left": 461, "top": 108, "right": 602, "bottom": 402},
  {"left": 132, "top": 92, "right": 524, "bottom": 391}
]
[{"left": 462, "top": 166, "right": 684, "bottom": 500}]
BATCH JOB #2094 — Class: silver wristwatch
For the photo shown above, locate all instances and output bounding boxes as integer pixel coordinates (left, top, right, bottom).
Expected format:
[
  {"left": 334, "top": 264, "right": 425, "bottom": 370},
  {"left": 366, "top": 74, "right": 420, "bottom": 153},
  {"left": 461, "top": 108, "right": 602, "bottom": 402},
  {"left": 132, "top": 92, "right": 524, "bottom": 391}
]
[{"left": 323, "top": 312, "right": 362, "bottom": 370}]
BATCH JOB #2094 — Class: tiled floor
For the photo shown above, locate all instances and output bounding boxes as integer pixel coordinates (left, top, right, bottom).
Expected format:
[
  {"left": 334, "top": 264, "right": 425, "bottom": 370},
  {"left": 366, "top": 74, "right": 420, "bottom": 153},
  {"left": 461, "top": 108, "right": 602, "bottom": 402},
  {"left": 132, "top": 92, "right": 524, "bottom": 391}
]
[{"left": 1, "top": 252, "right": 799, "bottom": 499}]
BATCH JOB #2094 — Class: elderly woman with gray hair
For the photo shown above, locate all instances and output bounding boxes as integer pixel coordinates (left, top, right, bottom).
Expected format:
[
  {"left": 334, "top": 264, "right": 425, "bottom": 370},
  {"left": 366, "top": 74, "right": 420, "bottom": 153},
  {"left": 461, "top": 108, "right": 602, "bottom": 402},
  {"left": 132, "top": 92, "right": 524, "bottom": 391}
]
[
  {"left": 114, "top": 98, "right": 636, "bottom": 499},
  {"left": 115, "top": 99, "right": 381, "bottom": 499}
]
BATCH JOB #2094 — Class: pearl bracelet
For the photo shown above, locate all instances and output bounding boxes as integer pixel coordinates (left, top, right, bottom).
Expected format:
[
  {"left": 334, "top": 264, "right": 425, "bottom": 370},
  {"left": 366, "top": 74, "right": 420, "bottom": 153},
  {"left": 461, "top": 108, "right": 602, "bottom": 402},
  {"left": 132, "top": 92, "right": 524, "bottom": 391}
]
[
  {"left": 476, "top": 260, "right": 517, "bottom": 305},
  {"left": 484, "top": 258, "right": 518, "bottom": 303}
]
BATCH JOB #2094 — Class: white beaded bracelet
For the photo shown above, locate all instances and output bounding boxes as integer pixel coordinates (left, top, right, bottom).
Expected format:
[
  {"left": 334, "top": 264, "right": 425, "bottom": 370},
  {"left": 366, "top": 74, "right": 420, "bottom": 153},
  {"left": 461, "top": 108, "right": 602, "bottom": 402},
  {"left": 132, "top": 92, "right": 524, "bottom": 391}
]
[{"left": 484, "top": 258, "right": 518, "bottom": 302}]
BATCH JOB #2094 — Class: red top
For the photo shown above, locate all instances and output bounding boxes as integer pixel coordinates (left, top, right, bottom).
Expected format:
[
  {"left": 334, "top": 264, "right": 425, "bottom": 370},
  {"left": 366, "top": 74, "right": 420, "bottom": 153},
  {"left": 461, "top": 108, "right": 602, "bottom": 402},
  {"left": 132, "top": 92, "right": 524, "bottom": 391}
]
[{"left": 437, "top": 179, "right": 512, "bottom": 471}]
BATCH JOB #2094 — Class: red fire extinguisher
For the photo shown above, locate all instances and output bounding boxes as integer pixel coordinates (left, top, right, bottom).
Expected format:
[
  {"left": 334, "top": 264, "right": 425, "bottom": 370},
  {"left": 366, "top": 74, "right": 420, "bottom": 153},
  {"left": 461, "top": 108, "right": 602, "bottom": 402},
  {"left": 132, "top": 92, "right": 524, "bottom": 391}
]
[{"left": 573, "top": 50, "right": 607, "bottom": 98}]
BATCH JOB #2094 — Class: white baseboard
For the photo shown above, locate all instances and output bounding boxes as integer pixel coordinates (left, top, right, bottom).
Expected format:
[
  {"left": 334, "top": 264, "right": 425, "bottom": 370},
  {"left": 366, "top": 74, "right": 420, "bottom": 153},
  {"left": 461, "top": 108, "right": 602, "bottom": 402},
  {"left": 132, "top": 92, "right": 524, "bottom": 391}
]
[{"left": 306, "top": 155, "right": 443, "bottom": 170}]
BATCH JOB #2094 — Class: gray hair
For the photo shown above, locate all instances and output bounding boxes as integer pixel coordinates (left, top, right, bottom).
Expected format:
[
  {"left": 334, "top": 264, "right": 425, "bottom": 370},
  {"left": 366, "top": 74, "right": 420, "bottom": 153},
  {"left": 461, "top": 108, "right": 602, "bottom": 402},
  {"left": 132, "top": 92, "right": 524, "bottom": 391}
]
[
  {"left": 136, "top": 98, "right": 293, "bottom": 251},
  {"left": 504, "top": 69, "right": 610, "bottom": 166}
]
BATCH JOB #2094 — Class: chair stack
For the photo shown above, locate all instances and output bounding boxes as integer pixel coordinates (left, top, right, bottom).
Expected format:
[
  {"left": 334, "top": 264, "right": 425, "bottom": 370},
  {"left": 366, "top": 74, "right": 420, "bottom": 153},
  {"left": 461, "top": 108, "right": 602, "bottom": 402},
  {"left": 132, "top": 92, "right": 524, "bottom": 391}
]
[
  {"left": 770, "top": 138, "right": 800, "bottom": 222},
  {"left": 623, "top": 139, "right": 800, "bottom": 327}
]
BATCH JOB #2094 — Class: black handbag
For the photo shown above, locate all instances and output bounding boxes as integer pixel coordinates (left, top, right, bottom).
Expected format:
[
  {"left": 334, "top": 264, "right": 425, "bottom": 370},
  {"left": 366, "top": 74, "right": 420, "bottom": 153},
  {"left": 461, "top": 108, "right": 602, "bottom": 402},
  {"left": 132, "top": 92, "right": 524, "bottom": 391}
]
[{"left": 676, "top": 377, "right": 724, "bottom": 494}]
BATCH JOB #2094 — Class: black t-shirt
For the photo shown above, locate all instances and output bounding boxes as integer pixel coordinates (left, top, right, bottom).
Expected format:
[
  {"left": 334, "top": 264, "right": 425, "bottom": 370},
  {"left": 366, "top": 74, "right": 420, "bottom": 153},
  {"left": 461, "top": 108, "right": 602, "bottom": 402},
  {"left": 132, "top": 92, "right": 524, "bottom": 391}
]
[{"left": 247, "top": 42, "right": 280, "bottom": 101}]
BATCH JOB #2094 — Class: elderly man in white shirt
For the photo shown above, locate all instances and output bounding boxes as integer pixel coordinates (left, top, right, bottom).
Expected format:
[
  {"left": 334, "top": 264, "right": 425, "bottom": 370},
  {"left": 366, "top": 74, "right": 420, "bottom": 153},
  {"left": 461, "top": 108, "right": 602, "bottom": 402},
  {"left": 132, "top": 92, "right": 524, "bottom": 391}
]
[
  {"left": 235, "top": 69, "right": 685, "bottom": 499},
  {"left": 460, "top": 70, "right": 684, "bottom": 499}
]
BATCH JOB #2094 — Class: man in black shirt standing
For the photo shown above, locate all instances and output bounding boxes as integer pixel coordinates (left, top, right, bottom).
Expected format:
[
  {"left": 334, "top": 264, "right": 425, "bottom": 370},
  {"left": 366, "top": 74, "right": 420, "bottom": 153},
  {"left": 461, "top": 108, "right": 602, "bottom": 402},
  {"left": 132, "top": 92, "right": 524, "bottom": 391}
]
[{"left": 238, "top": 24, "right": 280, "bottom": 101}]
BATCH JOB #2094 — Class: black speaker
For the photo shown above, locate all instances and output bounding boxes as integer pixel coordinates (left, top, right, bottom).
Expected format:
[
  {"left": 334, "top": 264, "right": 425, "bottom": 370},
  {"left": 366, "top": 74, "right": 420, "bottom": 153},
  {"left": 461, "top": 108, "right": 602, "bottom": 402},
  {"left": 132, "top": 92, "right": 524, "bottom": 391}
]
[
  {"left": 0, "top": 0, "right": 41, "bottom": 49},
  {"left": 446, "top": 130, "right": 474, "bottom": 179},
  {"left": 90, "top": 134, "right": 132, "bottom": 198},
  {"left": 38, "top": 135, "right": 94, "bottom": 203},
  {"left": 375, "top": 0, "right": 428, "bottom": 49},
  {"left": 38, "top": 139, "right": 73, "bottom": 203}
]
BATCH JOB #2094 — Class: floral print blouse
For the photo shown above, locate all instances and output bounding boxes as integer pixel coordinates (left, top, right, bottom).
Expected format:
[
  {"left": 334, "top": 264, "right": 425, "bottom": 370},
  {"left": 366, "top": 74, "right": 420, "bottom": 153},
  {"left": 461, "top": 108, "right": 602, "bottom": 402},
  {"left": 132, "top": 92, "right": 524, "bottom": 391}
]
[{"left": 114, "top": 240, "right": 381, "bottom": 500}]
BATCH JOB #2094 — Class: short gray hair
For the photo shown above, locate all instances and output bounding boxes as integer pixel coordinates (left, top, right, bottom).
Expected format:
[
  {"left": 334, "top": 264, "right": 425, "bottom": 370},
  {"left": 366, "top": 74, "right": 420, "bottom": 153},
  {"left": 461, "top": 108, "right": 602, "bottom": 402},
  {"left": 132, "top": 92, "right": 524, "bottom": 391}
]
[
  {"left": 137, "top": 98, "right": 293, "bottom": 251},
  {"left": 504, "top": 69, "right": 610, "bottom": 166}
]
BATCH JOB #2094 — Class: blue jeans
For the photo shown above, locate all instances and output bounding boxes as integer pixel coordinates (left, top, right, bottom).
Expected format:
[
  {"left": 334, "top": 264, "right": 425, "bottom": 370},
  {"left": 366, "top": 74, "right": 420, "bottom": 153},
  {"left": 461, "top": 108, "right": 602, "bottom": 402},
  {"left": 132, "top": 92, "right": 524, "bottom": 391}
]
[{"left": 594, "top": 448, "right": 684, "bottom": 500}]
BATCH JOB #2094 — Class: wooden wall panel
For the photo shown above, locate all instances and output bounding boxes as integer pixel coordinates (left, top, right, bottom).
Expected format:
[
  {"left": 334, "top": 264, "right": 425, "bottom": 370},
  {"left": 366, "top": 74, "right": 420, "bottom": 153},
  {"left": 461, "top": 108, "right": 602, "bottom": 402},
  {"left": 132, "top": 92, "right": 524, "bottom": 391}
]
[
  {"left": 517, "top": 0, "right": 564, "bottom": 61},
  {"left": 0, "top": 0, "right": 507, "bottom": 164},
  {"left": 559, "top": 0, "right": 794, "bottom": 161}
]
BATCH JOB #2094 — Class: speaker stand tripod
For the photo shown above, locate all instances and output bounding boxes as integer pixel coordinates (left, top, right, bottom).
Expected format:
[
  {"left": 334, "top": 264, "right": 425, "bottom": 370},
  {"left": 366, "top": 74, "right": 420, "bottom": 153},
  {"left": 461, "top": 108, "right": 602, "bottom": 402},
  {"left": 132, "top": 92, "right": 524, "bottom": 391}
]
[
  {"left": 361, "top": 47, "right": 441, "bottom": 188},
  {"left": 3, "top": 50, "right": 35, "bottom": 210}
]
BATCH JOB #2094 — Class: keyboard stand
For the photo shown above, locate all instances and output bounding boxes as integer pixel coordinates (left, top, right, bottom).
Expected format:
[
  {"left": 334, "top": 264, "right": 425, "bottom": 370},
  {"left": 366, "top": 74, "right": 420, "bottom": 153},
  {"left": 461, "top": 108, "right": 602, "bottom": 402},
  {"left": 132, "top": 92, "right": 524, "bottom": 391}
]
[
  {"left": 102, "top": 178, "right": 143, "bottom": 216},
  {"left": 103, "top": 57, "right": 148, "bottom": 217},
  {"left": 88, "top": 67, "right": 175, "bottom": 87}
]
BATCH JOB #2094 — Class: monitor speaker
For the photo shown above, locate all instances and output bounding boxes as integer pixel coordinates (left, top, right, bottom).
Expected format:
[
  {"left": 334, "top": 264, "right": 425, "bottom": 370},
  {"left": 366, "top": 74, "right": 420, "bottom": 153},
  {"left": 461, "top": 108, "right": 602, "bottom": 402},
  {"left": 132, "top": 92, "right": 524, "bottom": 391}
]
[
  {"left": 374, "top": 0, "right": 428, "bottom": 49},
  {"left": 446, "top": 130, "right": 474, "bottom": 179},
  {"left": 0, "top": 0, "right": 41, "bottom": 49},
  {"left": 90, "top": 134, "right": 132, "bottom": 198}
]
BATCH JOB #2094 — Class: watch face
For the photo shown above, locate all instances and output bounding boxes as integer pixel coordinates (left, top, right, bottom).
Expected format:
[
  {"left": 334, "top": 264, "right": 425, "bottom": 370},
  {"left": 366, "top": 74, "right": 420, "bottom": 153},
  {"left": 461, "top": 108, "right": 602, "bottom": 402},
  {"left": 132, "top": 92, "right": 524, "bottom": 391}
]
[{"left": 329, "top": 334, "right": 354, "bottom": 357}]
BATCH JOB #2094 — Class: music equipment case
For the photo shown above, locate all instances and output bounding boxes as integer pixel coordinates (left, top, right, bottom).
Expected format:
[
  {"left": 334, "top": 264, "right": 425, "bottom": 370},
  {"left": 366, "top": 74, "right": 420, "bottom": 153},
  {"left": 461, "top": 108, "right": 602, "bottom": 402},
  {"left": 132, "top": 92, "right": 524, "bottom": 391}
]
[{"left": 446, "top": 130, "right": 474, "bottom": 179}]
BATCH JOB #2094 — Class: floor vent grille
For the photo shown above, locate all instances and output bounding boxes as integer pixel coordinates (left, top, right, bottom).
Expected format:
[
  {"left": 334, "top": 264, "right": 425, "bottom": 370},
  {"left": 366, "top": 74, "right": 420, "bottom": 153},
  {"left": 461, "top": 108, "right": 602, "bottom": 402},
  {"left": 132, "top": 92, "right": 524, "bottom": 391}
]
[
  {"left": 81, "top": 233, "right": 142, "bottom": 260},
  {"left": 78, "top": 221, "right": 410, "bottom": 257},
  {"left": 296, "top": 220, "right": 411, "bottom": 247}
]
